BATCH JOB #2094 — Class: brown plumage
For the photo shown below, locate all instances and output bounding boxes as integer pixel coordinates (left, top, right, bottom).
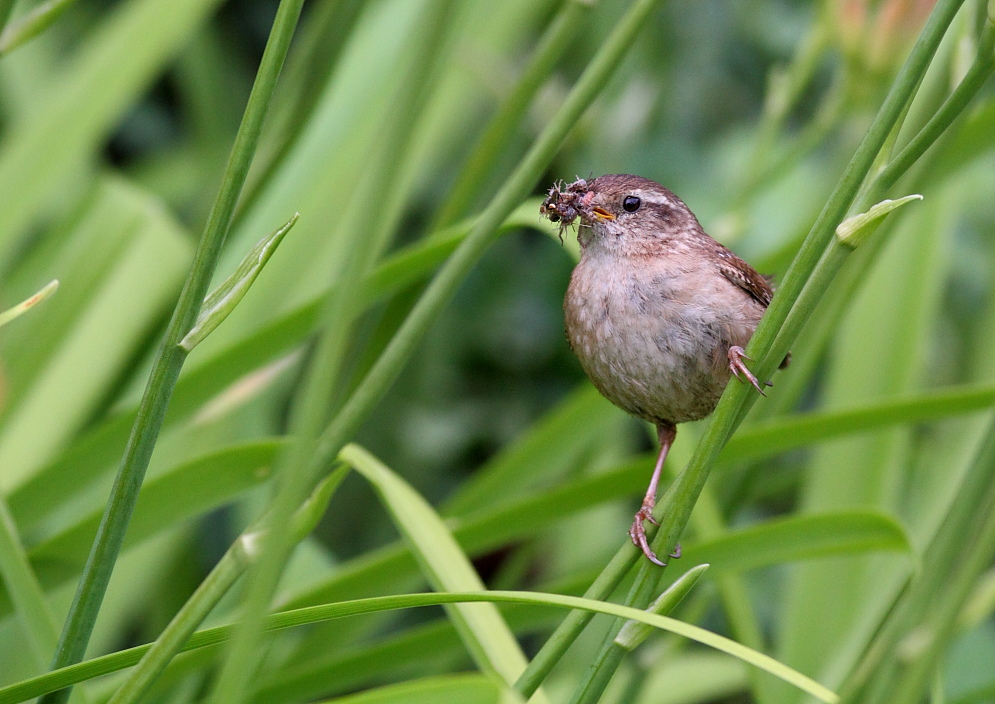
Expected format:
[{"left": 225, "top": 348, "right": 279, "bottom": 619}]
[{"left": 542, "top": 174, "right": 788, "bottom": 564}]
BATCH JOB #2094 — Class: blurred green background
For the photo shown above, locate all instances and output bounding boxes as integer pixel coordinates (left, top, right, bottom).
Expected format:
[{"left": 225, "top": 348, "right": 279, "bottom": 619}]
[{"left": 0, "top": 0, "right": 994, "bottom": 702}]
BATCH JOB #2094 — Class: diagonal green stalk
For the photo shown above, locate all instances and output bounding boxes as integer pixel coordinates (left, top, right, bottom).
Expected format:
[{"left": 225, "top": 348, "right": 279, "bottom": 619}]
[
  {"left": 307, "top": 0, "right": 669, "bottom": 519},
  {"left": 868, "top": 10, "right": 995, "bottom": 201},
  {"left": 104, "top": 468, "right": 345, "bottom": 704},
  {"left": 205, "top": 2, "right": 459, "bottom": 701},
  {"left": 432, "top": 0, "right": 593, "bottom": 227},
  {"left": 518, "top": 0, "right": 969, "bottom": 699},
  {"left": 209, "top": 0, "right": 667, "bottom": 696},
  {"left": 838, "top": 413, "right": 995, "bottom": 703},
  {"left": 749, "top": 8, "right": 994, "bottom": 419},
  {"left": 38, "top": 1, "right": 306, "bottom": 701}
]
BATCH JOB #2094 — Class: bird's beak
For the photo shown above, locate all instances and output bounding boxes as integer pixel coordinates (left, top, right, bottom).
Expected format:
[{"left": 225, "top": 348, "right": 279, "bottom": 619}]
[{"left": 592, "top": 206, "right": 615, "bottom": 221}]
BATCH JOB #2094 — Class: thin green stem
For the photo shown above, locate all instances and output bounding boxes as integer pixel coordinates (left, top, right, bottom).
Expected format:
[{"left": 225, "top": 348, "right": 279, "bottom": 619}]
[
  {"left": 549, "top": 1, "right": 968, "bottom": 700},
  {"left": 205, "top": 2, "right": 457, "bottom": 701},
  {"left": 839, "top": 413, "right": 995, "bottom": 703},
  {"left": 643, "top": 0, "right": 966, "bottom": 571},
  {"left": 757, "top": 16, "right": 994, "bottom": 419},
  {"left": 39, "top": 0, "right": 306, "bottom": 701},
  {"left": 310, "top": 0, "right": 669, "bottom": 515},
  {"left": 870, "top": 16, "right": 995, "bottom": 199},
  {"left": 514, "top": 481, "right": 681, "bottom": 698},
  {"left": 433, "top": 0, "right": 592, "bottom": 227},
  {"left": 105, "top": 469, "right": 345, "bottom": 704}
]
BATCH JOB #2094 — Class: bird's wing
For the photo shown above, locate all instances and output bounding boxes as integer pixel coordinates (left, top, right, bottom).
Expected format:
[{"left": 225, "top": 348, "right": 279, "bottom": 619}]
[{"left": 714, "top": 247, "right": 774, "bottom": 308}]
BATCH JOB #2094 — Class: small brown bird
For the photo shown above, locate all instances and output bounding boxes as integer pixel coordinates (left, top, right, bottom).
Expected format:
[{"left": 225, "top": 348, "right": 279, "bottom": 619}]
[{"left": 541, "top": 174, "right": 787, "bottom": 565}]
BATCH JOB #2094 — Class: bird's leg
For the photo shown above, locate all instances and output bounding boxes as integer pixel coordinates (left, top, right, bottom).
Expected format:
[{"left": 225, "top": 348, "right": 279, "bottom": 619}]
[
  {"left": 630, "top": 422, "right": 678, "bottom": 566},
  {"left": 728, "top": 345, "right": 771, "bottom": 396}
]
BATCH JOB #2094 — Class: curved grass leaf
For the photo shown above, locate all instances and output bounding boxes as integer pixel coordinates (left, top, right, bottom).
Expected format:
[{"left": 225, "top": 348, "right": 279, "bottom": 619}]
[
  {"left": 251, "top": 605, "right": 564, "bottom": 704},
  {"left": 0, "top": 0, "right": 225, "bottom": 262},
  {"left": 0, "top": 590, "right": 839, "bottom": 704},
  {"left": 724, "top": 382, "right": 995, "bottom": 462},
  {"left": 0, "top": 434, "right": 908, "bottom": 626},
  {"left": 285, "top": 494, "right": 908, "bottom": 619},
  {"left": 29, "top": 439, "right": 281, "bottom": 566},
  {"left": 340, "top": 444, "right": 540, "bottom": 701}
]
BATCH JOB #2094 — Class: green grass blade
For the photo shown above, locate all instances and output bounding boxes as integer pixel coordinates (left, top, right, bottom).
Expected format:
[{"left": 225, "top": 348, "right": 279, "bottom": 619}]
[
  {"left": 340, "top": 444, "right": 539, "bottom": 699},
  {"left": 0, "top": 0, "right": 225, "bottom": 264},
  {"left": 40, "top": 0, "right": 307, "bottom": 697},
  {"left": 28, "top": 440, "right": 282, "bottom": 569},
  {"left": 685, "top": 512, "right": 910, "bottom": 573},
  {"left": 726, "top": 382, "right": 995, "bottom": 461},
  {"left": 273, "top": 503, "right": 909, "bottom": 637},
  {"left": 103, "top": 468, "right": 346, "bottom": 704},
  {"left": 0, "top": 590, "right": 839, "bottom": 704}
]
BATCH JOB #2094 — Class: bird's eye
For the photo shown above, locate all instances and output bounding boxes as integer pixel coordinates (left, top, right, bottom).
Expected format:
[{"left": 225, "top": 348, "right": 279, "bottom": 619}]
[{"left": 622, "top": 195, "right": 641, "bottom": 212}]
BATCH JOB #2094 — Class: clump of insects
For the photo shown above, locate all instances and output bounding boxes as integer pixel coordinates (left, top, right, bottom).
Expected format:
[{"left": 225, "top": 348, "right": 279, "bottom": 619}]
[{"left": 540, "top": 177, "right": 594, "bottom": 239}]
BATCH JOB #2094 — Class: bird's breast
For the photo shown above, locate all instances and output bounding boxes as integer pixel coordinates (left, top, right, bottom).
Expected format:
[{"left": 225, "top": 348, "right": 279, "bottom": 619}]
[{"left": 564, "top": 255, "right": 758, "bottom": 425}]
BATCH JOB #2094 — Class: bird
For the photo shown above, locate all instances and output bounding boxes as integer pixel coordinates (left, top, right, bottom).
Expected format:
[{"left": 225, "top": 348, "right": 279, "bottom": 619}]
[{"left": 541, "top": 174, "right": 788, "bottom": 565}]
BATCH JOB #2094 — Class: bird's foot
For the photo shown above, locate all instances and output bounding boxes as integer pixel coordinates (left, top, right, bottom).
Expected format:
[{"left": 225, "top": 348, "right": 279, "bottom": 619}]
[
  {"left": 728, "top": 346, "right": 771, "bottom": 397},
  {"left": 630, "top": 503, "right": 665, "bottom": 566},
  {"left": 629, "top": 502, "right": 680, "bottom": 566}
]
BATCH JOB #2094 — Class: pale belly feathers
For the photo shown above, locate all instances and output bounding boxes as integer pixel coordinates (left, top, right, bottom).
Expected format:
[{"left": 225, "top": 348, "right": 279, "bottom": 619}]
[{"left": 564, "top": 254, "right": 763, "bottom": 426}]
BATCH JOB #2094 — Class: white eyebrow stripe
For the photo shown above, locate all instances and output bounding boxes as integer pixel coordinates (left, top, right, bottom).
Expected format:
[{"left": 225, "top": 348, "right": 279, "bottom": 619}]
[{"left": 631, "top": 190, "right": 674, "bottom": 207}]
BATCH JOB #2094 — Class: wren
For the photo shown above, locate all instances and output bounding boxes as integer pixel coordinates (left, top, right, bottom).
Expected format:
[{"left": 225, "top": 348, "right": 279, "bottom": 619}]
[{"left": 543, "top": 174, "right": 788, "bottom": 565}]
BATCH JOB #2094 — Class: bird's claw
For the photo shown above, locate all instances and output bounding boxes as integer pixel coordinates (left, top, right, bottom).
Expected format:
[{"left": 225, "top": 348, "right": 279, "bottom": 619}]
[
  {"left": 630, "top": 505, "right": 671, "bottom": 566},
  {"left": 728, "top": 346, "right": 769, "bottom": 397}
]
